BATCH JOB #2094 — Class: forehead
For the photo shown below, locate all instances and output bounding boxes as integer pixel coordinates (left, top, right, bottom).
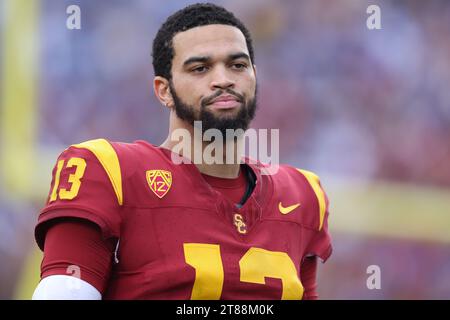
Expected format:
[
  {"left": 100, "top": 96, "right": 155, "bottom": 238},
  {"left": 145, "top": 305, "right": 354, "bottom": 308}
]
[{"left": 172, "top": 24, "right": 249, "bottom": 64}]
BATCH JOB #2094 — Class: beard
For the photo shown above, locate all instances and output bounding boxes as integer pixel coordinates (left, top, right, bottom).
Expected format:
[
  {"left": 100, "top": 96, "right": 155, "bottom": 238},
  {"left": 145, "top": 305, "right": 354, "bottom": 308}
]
[{"left": 169, "top": 82, "right": 257, "bottom": 137}]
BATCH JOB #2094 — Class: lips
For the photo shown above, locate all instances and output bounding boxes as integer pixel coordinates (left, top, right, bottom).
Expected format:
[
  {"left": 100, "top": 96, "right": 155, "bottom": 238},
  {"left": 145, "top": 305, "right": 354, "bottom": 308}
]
[
  {"left": 208, "top": 95, "right": 241, "bottom": 109},
  {"left": 211, "top": 95, "right": 239, "bottom": 103}
]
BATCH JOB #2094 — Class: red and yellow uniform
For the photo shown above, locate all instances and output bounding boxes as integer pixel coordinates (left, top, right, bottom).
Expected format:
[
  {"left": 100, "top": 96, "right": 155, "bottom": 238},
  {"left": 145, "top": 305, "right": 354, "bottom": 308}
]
[{"left": 35, "top": 139, "right": 332, "bottom": 299}]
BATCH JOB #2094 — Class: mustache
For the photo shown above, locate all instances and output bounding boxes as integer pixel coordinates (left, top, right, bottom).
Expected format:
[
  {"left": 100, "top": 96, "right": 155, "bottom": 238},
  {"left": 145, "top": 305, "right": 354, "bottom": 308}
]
[{"left": 202, "top": 89, "right": 244, "bottom": 107}]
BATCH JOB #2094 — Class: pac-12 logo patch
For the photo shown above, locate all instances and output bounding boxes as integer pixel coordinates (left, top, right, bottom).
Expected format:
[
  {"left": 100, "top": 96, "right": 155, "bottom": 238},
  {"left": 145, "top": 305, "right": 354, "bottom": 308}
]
[{"left": 146, "top": 170, "right": 172, "bottom": 199}]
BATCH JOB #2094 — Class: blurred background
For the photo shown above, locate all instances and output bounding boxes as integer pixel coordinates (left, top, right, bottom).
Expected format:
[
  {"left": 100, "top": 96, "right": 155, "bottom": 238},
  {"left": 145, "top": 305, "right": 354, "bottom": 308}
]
[{"left": 1, "top": 0, "right": 450, "bottom": 299}]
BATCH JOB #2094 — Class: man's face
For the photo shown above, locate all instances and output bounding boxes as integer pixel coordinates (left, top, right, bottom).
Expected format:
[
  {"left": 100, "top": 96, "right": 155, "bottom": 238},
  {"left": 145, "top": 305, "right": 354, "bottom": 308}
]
[{"left": 170, "top": 24, "right": 257, "bottom": 135}]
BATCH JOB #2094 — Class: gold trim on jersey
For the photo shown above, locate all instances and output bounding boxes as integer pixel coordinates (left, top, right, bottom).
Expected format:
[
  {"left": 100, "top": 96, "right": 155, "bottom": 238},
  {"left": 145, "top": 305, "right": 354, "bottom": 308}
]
[
  {"left": 72, "top": 139, "right": 123, "bottom": 205},
  {"left": 297, "top": 169, "right": 326, "bottom": 231}
]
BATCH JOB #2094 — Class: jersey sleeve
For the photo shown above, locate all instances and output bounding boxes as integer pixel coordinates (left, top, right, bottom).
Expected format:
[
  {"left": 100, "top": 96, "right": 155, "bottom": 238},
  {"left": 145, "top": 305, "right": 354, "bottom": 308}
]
[
  {"left": 298, "top": 169, "right": 333, "bottom": 263},
  {"left": 40, "top": 219, "right": 115, "bottom": 295},
  {"left": 35, "top": 139, "right": 123, "bottom": 250},
  {"left": 306, "top": 202, "right": 332, "bottom": 262}
]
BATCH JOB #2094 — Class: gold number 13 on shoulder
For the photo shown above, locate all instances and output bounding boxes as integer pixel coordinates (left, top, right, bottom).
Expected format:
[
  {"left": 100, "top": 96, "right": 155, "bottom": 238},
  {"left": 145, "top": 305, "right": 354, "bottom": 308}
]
[{"left": 49, "top": 157, "right": 86, "bottom": 202}]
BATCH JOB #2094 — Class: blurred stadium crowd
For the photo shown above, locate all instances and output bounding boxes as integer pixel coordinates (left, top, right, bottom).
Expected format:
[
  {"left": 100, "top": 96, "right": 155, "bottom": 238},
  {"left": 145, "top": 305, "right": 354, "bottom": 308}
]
[{"left": 1, "top": 0, "right": 449, "bottom": 299}]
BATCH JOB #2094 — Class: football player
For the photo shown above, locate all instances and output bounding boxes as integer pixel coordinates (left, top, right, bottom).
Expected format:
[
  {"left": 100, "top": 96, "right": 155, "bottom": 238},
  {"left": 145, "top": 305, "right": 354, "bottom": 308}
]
[{"left": 32, "top": 3, "right": 332, "bottom": 300}]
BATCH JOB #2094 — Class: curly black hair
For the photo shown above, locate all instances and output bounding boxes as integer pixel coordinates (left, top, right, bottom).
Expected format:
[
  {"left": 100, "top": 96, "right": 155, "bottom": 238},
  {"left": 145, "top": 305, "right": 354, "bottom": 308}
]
[{"left": 152, "top": 3, "right": 255, "bottom": 80}]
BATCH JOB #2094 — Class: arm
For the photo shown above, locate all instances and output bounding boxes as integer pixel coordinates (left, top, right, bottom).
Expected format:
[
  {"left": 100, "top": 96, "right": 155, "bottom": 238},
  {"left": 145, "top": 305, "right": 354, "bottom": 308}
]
[
  {"left": 300, "top": 256, "right": 319, "bottom": 300},
  {"left": 33, "top": 140, "right": 124, "bottom": 299},
  {"left": 33, "top": 218, "right": 115, "bottom": 300}
]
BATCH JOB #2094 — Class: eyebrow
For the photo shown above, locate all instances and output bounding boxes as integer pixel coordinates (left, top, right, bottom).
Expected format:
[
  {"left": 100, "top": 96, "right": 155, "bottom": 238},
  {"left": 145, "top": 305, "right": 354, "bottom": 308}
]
[
  {"left": 182, "top": 52, "right": 251, "bottom": 67},
  {"left": 228, "top": 52, "right": 250, "bottom": 62}
]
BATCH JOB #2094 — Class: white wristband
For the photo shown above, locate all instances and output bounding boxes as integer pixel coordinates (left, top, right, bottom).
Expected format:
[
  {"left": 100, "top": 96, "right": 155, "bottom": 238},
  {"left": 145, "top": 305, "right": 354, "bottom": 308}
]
[{"left": 32, "top": 275, "right": 102, "bottom": 300}]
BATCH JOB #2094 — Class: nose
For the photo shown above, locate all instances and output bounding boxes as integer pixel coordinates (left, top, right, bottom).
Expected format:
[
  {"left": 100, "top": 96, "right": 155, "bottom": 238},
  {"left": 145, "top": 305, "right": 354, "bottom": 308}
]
[{"left": 209, "top": 65, "right": 235, "bottom": 90}]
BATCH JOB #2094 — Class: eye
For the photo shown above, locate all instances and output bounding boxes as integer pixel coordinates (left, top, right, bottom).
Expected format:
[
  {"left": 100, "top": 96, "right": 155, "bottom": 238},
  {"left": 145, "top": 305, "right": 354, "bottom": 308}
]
[
  {"left": 231, "top": 63, "right": 248, "bottom": 70},
  {"left": 191, "top": 65, "right": 209, "bottom": 73}
]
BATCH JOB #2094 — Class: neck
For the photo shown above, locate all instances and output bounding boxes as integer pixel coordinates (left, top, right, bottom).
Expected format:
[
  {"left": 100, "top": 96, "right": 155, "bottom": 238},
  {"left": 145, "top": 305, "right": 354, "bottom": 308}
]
[{"left": 160, "top": 110, "right": 243, "bottom": 178}]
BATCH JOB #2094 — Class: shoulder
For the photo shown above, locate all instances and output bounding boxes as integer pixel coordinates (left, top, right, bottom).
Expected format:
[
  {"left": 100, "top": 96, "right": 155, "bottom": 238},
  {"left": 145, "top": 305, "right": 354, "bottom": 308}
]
[
  {"left": 37, "top": 138, "right": 150, "bottom": 247},
  {"left": 67, "top": 138, "right": 160, "bottom": 165},
  {"left": 270, "top": 164, "right": 326, "bottom": 196},
  {"left": 270, "top": 164, "right": 329, "bottom": 232},
  {"left": 56, "top": 138, "right": 126, "bottom": 206},
  {"left": 54, "top": 138, "right": 162, "bottom": 205}
]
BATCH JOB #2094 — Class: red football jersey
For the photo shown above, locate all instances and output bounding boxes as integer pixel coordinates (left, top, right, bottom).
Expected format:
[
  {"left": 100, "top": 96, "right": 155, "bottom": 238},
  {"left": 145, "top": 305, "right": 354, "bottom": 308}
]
[{"left": 35, "top": 138, "right": 332, "bottom": 299}]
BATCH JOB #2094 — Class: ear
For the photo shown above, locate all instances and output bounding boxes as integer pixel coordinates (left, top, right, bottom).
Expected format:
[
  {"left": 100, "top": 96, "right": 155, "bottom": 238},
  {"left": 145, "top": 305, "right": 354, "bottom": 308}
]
[{"left": 153, "top": 76, "right": 173, "bottom": 108}]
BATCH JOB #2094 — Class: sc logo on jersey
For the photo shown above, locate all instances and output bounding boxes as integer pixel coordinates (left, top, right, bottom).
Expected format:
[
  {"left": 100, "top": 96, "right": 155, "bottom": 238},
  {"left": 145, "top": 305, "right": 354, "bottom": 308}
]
[{"left": 233, "top": 214, "right": 247, "bottom": 234}]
